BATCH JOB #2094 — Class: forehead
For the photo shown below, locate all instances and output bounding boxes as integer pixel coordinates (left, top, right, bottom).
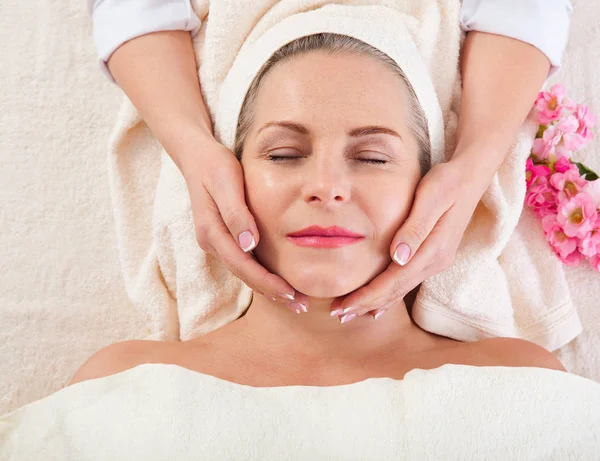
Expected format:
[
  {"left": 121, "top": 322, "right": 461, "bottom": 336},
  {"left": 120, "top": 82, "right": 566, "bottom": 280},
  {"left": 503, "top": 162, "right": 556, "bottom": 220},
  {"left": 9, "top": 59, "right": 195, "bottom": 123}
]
[{"left": 252, "top": 51, "right": 409, "bottom": 131}]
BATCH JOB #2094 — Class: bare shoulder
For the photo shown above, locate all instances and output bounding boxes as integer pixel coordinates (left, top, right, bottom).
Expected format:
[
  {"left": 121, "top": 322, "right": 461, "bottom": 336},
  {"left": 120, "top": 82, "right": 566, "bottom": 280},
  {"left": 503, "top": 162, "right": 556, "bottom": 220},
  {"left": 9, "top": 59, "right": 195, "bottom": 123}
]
[
  {"left": 67, "top": 340, "right": 166, "bottom": 386},
  {"left": 477, "top": 337, "right": 566, "bottom": 372}
]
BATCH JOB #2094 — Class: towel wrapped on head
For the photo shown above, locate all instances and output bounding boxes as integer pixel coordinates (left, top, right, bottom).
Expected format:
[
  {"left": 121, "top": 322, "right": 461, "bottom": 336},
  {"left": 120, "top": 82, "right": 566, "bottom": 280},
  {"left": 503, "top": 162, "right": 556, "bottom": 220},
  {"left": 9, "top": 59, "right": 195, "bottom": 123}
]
[{"left": 107, "top": 0, "right": 581, "bottom": 350}]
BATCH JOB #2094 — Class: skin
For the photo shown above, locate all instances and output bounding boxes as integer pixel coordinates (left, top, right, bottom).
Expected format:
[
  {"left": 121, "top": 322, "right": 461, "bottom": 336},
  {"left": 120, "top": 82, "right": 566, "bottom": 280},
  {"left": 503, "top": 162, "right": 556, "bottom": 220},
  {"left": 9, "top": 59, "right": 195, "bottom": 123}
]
[{"left": 69, "top": 51, "right": 564, "bottom": 387}]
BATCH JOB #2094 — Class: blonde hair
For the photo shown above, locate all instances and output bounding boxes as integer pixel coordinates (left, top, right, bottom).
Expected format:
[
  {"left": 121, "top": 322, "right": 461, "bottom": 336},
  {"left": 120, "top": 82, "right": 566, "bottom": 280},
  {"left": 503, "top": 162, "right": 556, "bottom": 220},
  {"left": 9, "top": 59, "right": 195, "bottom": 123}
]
[{"left": 234, "top": 33, "right": 431, "bottom": 176}]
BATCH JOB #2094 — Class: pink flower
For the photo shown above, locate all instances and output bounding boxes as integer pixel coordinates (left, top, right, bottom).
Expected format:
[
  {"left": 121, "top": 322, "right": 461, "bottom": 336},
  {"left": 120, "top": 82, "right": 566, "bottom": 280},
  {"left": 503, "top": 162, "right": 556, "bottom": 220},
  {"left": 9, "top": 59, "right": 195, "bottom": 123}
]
[
  {"left": 590, "top": 254, "right": 600, "bottom": 271},
  {"left": 557, "top": 114, "right": 580, "bottom": 133},
  {"left": 525, "top": 158, "right": 552, "bottom": 188},
  {"left": 531, "top": 138, "right": 551, "bottom": 161},
  {"left": 559, "top": 249, "right": 583, "bottom": 266},
  {"left": 583, "top": 180, "right": 600, "bottom": 208},
  {"left": 557, "top": 193, "right": 598, "bottom": 238},
  {"left": 558, "top": 115, "right": 586, "bottom": 151},
  {"left": 535, "top": 125, "right": 573, "bottom": 161},
  {"left": 579, "top": 230, "right": 600, "bottom": 257},
  {"left": 526, "top": 177, "right": 557, "bottom": 216},
  {"left": 535, "top": 84, "right": 575, "bottom": 124},
  {"left": 542, "top": 215, "right": 578, "bottom": 258},
  {"left": 575, "top": 104, "right": 596, "bottom": 141},
  {"left": 549, "top": 168, "right": 587, "bottom": 202},
  {"left": 553, "top": 155, "right": 578, "bottom": 174}
]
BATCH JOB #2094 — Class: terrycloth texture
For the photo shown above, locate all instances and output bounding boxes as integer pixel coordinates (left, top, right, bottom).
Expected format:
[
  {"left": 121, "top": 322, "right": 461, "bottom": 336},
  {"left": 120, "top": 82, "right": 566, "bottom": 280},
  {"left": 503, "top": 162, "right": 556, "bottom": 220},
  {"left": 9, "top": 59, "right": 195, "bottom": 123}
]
[
  {"left": 110, "top": 0, "right": 582, "bottom": 350},
  {"left": 1, "top": 0, "right": 599, "bottom": 418},
  {"left": 0, "top": 0, "right": 148, "bottom": 417},
  {"left": 2, "top": 363, "right": 600, "bottom": 460}
]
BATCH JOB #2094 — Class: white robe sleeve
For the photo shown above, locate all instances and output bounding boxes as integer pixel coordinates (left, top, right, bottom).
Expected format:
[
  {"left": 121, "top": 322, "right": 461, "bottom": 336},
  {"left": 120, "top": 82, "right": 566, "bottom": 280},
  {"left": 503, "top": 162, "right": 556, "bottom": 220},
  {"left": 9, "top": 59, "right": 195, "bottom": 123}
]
[
  {"left": 460, "top": 0, "right": 573, "bottom": 76},
  {"left": 88, "top": 0, "right": 201, "bottom": 82}
]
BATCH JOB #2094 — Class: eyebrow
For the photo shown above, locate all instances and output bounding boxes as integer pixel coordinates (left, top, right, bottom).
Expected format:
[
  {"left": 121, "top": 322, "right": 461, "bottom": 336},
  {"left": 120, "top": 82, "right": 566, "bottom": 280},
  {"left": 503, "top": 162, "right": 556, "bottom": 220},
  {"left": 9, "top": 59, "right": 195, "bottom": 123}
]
[{"left": 256, "top": 122, "right": 402, "bottom": 140}]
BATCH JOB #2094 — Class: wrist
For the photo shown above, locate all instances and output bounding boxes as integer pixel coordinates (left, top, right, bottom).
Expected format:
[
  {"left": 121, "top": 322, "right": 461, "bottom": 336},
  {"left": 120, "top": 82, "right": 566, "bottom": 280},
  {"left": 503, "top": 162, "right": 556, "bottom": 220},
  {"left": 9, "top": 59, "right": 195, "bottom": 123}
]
[
  {"left": 449, "top": 149, "right": 498, "bottom": 191},
  {"left": 160, "top": 121, "right": 218, "bottom": 173}
]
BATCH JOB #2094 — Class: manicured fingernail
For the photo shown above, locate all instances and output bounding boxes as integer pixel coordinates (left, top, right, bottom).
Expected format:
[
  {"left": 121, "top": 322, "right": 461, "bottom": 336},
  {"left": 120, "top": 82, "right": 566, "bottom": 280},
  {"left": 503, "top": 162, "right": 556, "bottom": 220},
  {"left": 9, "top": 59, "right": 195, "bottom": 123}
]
[
  {"left": 373, "top": 310, "right": 387, "bottom": 321},
  {"left": 393, "top": 243, "right": 410, "bottom": 266},
  {"left": 330, "top": 309, "right": 344, "bottom": 317},
  {"left": 340, "top": 313, "right": 357, "bottom": 324},
  {"left": 342, "top": 307, "right": 356, "bottom": 314},
  {"left": 238, "top": 231, "right": 256, "bottom": 252},
  {"left": 278, "top": 292, "right": 295, "bottom": 300},
  {"left": 288, "top": 302, "right": 307, "bottom": 313}
]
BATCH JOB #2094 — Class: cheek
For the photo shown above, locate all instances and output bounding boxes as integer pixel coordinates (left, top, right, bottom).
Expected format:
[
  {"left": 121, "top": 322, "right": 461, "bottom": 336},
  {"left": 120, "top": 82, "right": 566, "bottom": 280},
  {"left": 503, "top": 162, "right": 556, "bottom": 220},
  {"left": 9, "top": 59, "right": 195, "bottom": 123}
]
[
  {"left": 245, "top": 169, "right": 280, "bottom": 224},
  {"left": 243, "top": 166, "right": 293, "bottom": 259},
  {"left": 367, "top": 177, "right": 417, "bottom": 245}
]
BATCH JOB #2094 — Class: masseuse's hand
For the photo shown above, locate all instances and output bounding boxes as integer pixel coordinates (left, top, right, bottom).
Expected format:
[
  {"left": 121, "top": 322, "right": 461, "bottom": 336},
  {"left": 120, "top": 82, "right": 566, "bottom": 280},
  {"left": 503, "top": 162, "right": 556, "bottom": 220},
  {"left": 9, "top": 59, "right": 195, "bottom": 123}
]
[
  {"left": 183, "top": 137, "right": 308, "bottom": 312},
  {"left": 330, "top": 156, "right": 489, "bottom": 320}
]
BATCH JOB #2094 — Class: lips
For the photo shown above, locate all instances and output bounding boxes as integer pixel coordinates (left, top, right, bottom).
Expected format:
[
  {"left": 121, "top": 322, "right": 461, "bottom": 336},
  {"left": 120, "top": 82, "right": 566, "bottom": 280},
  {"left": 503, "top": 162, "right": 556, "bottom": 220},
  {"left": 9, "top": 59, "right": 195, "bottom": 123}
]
[{"left": 287, "top": 226, "right": 364, "bottom": 248}]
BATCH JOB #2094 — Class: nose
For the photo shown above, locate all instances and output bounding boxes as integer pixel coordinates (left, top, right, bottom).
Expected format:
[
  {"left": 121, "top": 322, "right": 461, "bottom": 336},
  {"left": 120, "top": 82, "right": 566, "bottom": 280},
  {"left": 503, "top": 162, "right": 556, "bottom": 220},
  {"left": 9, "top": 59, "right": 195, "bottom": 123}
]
[{"left": 301, "top": 156, "right": 351, "bottom": 207}]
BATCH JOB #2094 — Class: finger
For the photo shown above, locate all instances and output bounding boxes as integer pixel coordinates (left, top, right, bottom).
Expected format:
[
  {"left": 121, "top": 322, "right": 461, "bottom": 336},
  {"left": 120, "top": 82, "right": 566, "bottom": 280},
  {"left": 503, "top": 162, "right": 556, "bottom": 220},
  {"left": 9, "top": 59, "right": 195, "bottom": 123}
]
[
  {"left": 206, "top": 156, "right": 260, "bottom": 253},
  {"left": 337, "top": 200, "right": 465, "bottom": 318},
  {"left": 338, "top": 306, "right": 389, "bottom": 324},
  {"left": 390, "top": 186, "right": 453, "bottom": 267},
  {"left": 328, "top": 298, "right": 344, "bottom": 317},
  {"left": 193, "top": 187, "right": 299, "bottom": 302},
  {"left": 218, "top": 227, "right": 299, "bottom": 301},
  {"left": 338, "top": 262, "right": 431, "bottom": 318},
  {"left": 341, "top": 228, "right": 449, "bottom": 317},
  {"left": 371, "top": 307, "right": 388, "bottom": 321}
]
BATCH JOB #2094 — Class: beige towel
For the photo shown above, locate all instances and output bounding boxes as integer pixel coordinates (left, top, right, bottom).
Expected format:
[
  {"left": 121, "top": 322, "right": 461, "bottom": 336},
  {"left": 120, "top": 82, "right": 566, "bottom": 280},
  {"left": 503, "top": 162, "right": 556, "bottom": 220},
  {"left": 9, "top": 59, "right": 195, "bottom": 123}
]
[
  {"left": 108, "top": 0, "right": 581, "bottom": 348},
  {"left": 2, "top": 363, "right": 600, "bottom": 459}
]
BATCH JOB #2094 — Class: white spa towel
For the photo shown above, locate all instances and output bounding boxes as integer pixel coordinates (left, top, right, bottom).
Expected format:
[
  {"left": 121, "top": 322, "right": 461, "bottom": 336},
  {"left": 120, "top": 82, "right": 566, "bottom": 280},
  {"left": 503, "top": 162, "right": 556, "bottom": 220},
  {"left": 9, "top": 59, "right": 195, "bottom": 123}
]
[
  {"left": 1, "top": 363, "right": 600, "bottom": 459},
  {"left": 107, "top": 0, "right": 581, "bottom": 348}
]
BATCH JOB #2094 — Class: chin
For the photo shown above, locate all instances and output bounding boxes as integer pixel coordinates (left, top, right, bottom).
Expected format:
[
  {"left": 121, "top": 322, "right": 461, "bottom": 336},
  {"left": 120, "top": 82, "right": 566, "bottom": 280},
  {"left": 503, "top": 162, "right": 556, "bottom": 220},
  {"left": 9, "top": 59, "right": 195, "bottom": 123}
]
[
  {"left": 254, "top": 247, "right": 389, "bottom": 298},
  {"left": 285, "top": 269, "right": 367, "bottom": 299}
]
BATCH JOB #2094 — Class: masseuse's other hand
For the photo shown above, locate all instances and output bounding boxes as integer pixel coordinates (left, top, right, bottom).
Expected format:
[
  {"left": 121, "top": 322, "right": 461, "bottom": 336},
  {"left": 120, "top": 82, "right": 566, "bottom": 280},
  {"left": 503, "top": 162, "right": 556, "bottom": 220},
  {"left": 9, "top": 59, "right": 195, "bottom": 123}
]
[
  {"left": 182, "top": 137, "right": 307, "bottom": 312},
  {"left": 330, "top": 157, "right": 489, "bottom": 321}
]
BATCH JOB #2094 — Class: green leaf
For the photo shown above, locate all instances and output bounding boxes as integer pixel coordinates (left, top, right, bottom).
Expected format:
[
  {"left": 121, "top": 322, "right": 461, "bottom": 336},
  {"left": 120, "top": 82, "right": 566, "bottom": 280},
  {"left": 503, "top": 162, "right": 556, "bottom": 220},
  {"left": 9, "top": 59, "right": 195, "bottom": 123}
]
[{"left": 574, "top": 162, "right": 600, "bottom": 181}]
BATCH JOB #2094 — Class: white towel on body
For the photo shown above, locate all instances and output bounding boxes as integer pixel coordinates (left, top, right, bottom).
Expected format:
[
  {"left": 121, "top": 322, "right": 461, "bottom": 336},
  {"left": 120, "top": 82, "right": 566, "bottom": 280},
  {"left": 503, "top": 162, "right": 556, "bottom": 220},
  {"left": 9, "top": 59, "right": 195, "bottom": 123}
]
[
  {"left": 107, "top": 0, "right": 581, "bottom": 349},
  {"left": 1, "top": 363, "right": 600, "bottom": 459}
]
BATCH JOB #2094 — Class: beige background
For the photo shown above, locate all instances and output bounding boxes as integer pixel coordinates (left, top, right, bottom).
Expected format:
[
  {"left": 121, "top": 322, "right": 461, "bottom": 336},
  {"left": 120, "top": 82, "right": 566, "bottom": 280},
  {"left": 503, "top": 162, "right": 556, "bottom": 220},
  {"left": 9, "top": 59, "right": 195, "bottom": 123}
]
[
  {"left": 0, "top": 0, "right": 599, "bottom": 415},
  {"left": 0, "top": 0, "right": 147, "bottom": 414}
]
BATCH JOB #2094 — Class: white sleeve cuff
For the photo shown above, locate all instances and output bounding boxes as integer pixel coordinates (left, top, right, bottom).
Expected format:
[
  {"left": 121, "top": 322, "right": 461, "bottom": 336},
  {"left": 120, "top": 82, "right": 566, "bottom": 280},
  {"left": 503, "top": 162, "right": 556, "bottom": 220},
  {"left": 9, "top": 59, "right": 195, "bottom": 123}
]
[
  {"left": 460, "top": 0, "right": 573, "bottom": 77},
  {"left": 89, "top": 0, "right": 202, "bottom": 83}
]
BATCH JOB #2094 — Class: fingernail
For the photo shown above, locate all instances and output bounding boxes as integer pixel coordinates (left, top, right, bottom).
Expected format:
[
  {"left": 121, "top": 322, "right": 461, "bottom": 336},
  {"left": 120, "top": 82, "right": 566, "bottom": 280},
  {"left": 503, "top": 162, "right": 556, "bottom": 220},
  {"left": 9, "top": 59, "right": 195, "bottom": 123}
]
[
  {"left": 288, "top": 302, "right": 307, "bottom": 313},
  {"left": 238, "top": 231, "right": 256, "bottom": 252},
  {"left": 278, "top": 292, "right": 295, "bottom": 300},
  {"left": 393, "top": 243, "right": 411, "bottom": 266},
  {"left": 373, "top": 310, "right": 387, "bottom": 321},
  {"left": 330, "top": 309, "right": 344, "bottom": 317},
  {"left": 342, "top": 307, "right": 356, "bottom": 314},
  {"left": 340, "top": 313, "right": 357, "bottom": 324}
]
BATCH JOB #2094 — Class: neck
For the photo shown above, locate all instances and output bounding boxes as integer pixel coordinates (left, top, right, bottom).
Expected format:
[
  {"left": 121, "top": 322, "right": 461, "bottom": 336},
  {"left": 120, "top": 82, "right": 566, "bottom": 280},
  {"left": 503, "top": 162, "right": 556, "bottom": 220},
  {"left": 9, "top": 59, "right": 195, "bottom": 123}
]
[{"left": 235, "top": 292, "right": 439, "bottom": 363}]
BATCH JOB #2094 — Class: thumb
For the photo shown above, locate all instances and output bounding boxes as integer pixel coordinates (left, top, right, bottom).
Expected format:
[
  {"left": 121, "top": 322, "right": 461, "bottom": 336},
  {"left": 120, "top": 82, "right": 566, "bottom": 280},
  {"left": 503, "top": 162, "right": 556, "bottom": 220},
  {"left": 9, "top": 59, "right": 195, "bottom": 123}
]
[
  {"left": 208, "top": 159, "right": 260, "bottom": 253},
  {"left": 391, "top": 193, "right": 444, "bottom": 266}
]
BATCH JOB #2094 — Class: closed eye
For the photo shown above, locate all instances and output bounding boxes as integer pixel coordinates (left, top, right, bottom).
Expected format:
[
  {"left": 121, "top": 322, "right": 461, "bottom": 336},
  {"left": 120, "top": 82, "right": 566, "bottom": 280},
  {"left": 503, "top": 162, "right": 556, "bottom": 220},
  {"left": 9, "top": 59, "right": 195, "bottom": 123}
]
[
  {"left": 267, "top": 154, "right": 302, "bottom": 162},
  {"left": 358, "top": 158, "right": 387, "bottom": 164},
  {"left": 268, "top": 156, "right": 386, "bottom": 164}
]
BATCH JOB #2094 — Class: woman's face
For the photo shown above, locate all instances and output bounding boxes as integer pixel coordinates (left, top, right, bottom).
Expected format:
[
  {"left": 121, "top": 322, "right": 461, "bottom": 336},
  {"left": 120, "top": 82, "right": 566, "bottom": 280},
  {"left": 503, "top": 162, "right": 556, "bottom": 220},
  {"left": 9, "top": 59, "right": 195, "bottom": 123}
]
[{"left": 241, "top": 51, "right": 421, "bottom": 298}]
